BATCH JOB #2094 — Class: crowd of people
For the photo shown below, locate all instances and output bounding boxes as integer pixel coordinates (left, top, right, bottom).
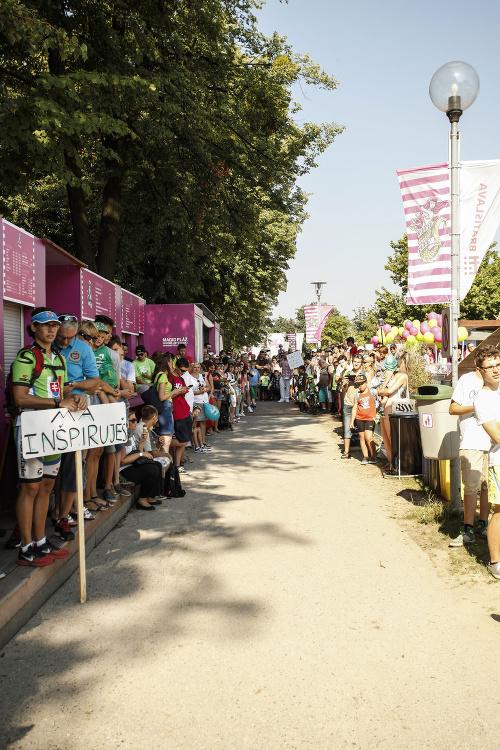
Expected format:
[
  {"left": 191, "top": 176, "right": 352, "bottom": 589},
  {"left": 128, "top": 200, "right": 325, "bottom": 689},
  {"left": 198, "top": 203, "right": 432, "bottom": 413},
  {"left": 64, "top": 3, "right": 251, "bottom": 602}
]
[
  {"left": 5, "top": 310, "right": 500, "bottom": 586},
  {"left": 2, "top": 308, "right": 269, "bottom": 572}
]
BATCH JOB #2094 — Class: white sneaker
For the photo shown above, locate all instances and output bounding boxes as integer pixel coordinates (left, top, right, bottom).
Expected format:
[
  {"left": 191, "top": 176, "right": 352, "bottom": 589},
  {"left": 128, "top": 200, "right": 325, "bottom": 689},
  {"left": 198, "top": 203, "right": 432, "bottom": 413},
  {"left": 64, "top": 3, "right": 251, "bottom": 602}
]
[
  {"left": 278, "top": 399, "right": 285, "bottom": 403},
  {"left": 248, "top": 407, "right": 253, "bottom": 412}
]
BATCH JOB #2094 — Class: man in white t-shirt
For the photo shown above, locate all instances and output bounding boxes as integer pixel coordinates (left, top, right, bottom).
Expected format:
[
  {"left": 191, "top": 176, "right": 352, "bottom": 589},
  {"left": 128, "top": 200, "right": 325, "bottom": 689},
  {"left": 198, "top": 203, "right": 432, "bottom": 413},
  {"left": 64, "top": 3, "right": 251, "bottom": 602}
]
[
  {"left": 449, "top": 361, "right": 490, "bottom": 546},
  {"left": 473, "top": 346, "right": 500, "bottom": 578}
]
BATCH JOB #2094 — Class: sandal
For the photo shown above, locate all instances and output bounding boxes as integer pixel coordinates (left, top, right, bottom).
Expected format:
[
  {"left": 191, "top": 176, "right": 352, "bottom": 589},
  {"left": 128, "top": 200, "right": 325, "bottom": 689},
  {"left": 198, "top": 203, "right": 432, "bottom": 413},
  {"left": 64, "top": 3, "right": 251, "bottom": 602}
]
[
  {"left": 380, "top": 463, "right": 391, "bottom": 471},
  {"left": 184, "top": 456, "right": 194, "bottom": 463},
  {"left": 84, "top": 497, "right": 108, "bottom": 512}
]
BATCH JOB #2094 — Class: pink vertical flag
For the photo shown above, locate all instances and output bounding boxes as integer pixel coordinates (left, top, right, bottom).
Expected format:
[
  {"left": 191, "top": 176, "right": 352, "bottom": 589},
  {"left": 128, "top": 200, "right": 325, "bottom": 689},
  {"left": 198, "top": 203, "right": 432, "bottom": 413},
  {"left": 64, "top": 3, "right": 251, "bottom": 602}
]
[
  {"left": 303, "top": 304, "right": 334, "bottom": 343},
  {"left": 396, "top": 162, "right": 451, "bottom": 305}
]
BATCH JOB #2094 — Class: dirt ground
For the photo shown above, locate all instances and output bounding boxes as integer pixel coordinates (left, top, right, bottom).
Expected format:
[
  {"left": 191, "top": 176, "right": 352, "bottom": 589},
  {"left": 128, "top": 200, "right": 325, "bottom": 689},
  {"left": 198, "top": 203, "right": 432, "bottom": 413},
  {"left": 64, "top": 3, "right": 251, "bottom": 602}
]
[{"left": 1, "top": 402, "right": 500, "bottom": 750}]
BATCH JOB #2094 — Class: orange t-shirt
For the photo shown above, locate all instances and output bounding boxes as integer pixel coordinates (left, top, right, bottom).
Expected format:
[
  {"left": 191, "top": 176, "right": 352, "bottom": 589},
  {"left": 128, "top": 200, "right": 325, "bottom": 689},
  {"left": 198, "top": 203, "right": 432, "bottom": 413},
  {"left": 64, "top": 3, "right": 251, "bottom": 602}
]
[{"left": 355, "top": 388, "right": 377, "bottom": 420}]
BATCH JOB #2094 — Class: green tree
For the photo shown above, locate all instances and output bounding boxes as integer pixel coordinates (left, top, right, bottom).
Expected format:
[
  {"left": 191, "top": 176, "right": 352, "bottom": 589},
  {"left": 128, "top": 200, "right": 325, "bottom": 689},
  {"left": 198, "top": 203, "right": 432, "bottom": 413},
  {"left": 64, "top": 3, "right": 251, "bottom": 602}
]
[
  {"left": 0, "top": 0, "right": 344, "bottom": 346},
  {"left": 321, "top": 307, "right": 351, "bottom": 347},
  {"left": 351, "top": 305, "right": 379, "bottom": 345}
]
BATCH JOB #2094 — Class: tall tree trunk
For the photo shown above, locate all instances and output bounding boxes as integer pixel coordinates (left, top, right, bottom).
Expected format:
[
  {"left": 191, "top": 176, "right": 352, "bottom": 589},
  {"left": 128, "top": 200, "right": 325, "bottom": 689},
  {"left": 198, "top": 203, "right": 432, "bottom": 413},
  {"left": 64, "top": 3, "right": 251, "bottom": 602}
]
[
  {"left": 96, "top": 138, "right": 124, "bottom": 280},
  {"left": 65, "top": 153, "right": 95, "bottom": 269}
]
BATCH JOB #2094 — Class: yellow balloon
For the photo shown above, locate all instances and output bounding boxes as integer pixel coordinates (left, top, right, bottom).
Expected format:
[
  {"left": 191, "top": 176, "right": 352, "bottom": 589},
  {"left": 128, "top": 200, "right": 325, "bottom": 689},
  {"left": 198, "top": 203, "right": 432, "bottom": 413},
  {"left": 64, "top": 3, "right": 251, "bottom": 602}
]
[
  {"left": 423, "top": 332, "right": 434, "bottom": 343},
  {"left": 416, "top": 332, "right": 424, "bottom": 341},
  {"left": 458, "top": 326, "right": 468, "bottom": 341},
  {"left": 391, "top": 326, "right": 398, "bottom": 334},
  {"left": 412, "top": 320, "right": 420, "bottom": 330},
  {"left": 428, "top": 319, "right": 438, "bottom": 328},
  {"left": 398, "top": 327, "right": 404, "bottom": 336},
  {"left": 407, "top": 335, "right": 416, "bottom": 344}
]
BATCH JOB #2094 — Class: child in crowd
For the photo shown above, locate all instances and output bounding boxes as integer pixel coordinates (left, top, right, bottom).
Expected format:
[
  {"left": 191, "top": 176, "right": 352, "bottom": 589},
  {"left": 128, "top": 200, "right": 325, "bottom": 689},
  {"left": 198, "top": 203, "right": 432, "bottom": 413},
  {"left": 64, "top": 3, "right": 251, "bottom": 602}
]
[
  {"left": 92, "top": 322, "right": 119, "bottom": 403},
  {"left": 259, "top": 369, "right": 270, "bottom": 400},
  {"left": 350, "top": 374, "right": 378, "bottom": 464},
  {"left": 297, "top": 365, "right": 308, "bottom": 412}
]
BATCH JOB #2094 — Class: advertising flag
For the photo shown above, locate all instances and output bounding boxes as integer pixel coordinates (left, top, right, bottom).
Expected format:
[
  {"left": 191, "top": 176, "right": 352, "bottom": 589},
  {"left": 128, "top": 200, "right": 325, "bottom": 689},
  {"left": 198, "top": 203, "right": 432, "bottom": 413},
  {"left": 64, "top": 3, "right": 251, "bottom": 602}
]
[
  {"left": 397, "top": 163, "right": 451, "bottom": 305},
  {"left": 303, "top": 304, "right": 334, "bottom": 343},
  {"left": 460, "top": 160, "right": 500, "bottom": 299}
]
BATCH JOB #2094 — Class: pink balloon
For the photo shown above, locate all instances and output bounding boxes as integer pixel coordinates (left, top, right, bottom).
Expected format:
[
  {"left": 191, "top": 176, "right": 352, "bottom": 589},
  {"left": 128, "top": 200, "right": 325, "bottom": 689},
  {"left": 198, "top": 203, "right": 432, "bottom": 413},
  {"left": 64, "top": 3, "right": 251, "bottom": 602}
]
[
  {"left": 436, "top": 314, "right": 442, "bottom": 326},
  {"left": 371, "top": 336, "right": 378, "bottom": 345},
  {"left": 401, "top": 329, "right": 409, "bottom": 339},
  {"left": 431, "top": 326, "right": 440, "bottom": 336},
  {"left": 410, "top": 326, "right": 418, "bottom": 336},
  {"left": 428, "top": 311, "right": 438, "bottom": 321},
  {"left": 376, "top": 324, "right": 381, "bottom": 329},
  {"left": 434, "top": 330, "right": 442, "bottom": 343},
  {"left": 420, "top": 323, "right": 430, "bottom": 334},
  {"left": 383, "top": 324, "right": 391, "bottom": 333},
  {"left": 404, "top": 320, "right": 413, "bottom": 330}
]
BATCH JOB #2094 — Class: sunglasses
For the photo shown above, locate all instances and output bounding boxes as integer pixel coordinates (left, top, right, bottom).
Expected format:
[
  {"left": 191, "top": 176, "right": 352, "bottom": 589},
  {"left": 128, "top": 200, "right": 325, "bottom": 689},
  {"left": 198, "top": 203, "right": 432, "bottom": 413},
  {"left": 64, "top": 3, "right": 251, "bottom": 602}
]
[
  {"left": 58, "top": 314, "right": 78, "bottom": 323},
  {"left": 129, "top": 417, "right": 138, "bottom": 423},
  {"left": 80, "top": 333, "right": 93, "bottom": 341}
]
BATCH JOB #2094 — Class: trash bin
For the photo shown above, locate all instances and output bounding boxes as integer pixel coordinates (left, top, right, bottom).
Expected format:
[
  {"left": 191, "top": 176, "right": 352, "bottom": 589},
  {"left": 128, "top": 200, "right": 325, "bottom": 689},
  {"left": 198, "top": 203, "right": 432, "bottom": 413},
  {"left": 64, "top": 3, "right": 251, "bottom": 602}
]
[
  {"left": 414, "top": 384, "right": 459, "bottom": 460},
  {"left": 389, "top": 411, "right": 422, "bottom": 477}
]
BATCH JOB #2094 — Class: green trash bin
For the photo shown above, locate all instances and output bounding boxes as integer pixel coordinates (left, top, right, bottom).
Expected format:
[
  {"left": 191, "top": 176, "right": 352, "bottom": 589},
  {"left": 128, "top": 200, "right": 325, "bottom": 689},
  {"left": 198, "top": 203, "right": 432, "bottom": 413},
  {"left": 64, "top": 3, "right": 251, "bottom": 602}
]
[{"left": 414, "top": 384, "right": 459, "bottom": 460}]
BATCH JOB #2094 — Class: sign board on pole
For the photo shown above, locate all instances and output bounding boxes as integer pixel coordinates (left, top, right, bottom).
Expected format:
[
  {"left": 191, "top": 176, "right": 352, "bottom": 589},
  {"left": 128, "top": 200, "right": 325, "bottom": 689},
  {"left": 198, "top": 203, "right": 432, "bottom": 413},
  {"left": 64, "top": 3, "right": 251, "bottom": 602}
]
[
  {"left": 20, "top": 403, "right": 127, "bottom": 458},
  {"left": 287, "top": 350, "right": 304, "bottom": 370},
  {"left": 441, "top": 307, "right": 451, "bottom": 358}
]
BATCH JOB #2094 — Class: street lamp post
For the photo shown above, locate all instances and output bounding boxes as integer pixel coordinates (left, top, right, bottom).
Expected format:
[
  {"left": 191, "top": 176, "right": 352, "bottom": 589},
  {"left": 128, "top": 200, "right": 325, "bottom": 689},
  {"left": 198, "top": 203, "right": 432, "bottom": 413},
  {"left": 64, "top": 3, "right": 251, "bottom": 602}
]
[
  {"left": 311, "top": 281, "right": 327, "bottom": 349},
  {"left": 429, "top": 61, "right": 480, "bottom": 513},
  {"left": 378, "top": 317, "right": 385, "bottom": 346}
]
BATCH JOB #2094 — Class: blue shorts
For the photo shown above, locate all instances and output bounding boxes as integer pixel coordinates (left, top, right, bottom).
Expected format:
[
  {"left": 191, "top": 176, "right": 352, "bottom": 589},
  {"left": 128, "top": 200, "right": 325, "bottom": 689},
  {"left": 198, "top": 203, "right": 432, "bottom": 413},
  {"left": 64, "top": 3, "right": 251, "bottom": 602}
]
[
  {"left": 343, "top": 404, "right": 353, "bottom": 439},
  {"left": 318, "top": 386, "right": 331, "bottom": 403}
]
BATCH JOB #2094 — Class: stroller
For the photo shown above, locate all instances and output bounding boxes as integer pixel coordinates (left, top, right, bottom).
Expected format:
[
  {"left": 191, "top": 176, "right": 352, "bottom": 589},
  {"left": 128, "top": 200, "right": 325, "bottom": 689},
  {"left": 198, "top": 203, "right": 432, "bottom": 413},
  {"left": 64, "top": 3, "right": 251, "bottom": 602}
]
[
  {"left": 306, "top": 384, "right": 321, "bottom": 415},
  {"left": 218, "top": 385, "right": 233, "bottom": 431}
]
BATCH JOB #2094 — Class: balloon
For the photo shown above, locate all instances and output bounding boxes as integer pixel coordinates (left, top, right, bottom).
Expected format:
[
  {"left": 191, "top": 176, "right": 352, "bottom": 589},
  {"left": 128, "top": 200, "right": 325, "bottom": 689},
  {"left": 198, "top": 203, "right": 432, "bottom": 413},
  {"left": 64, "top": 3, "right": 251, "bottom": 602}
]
[
  {"left": 376, "top": 324, "right": 381, "bottom": 329},
  {"left": 423, "top": 332, "right": 434, "bottom": 343},
  {"left": 407, "top": 335, "right": 416, "bottom": 344},
  {"left": 431, "top": 326, "right": 440, "bottom": 336},
  {"left": 428, "top": 319, "right": 438, "bottom": 329},
  {"left": 391, "top": 326, "right": 398, "bottom": 334},
  {"left": 386, "top": 333, "right": 394, "bottom": 343},
  {"left": 371, "top": 336, "right": 378, "bottom": 345},
  {"left": 412, "top": 320, "right": 420, "bottom": 330},
  {"left": 436, "top": 314, "right": 442, "bottom": 326},
  {"left": 402, "top": 329, "right": 409, "bottom": 339},
  {"left": 428, "top": 311, "right": 438, "bottom": 321},
  {"left": 404, "top": 320, "right": 413, "bottom": 331},
  {"left": 416, "top": 333, "right": 424, "bottom": 341},
  {"left": 436, "top": 342, "right": 442, "bottom": 348},
  {"left": 410, "top": 326, "right": 418, "bottom": 336},
  {"left": 420, "top": 323, "right": 430, "bottom": 334},
  {"left": 204, "top": 403, "right": 220, "bottom": 421},
  {"left": 458, "top": 326, "right": 468, "bottom": 341},
  {"left": 383, "top": 324, "right": 391, "bottom": 334},
  {"left": 434, "top": 330, "right": 442, "bottom": 342},
  {"left": 398, "top": 327, "right": 404, "bottom": 336}
]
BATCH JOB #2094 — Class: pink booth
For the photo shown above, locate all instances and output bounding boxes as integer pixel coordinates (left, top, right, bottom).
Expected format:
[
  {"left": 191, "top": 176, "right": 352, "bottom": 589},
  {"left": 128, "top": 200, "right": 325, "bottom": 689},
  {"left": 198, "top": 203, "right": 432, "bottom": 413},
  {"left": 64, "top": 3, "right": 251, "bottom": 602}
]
[
  {"left": 0, "top": 219, "right": 146, "bottom": 506},
  {"left": 144, "top": 303, "right": 222, "bottom": 361}
]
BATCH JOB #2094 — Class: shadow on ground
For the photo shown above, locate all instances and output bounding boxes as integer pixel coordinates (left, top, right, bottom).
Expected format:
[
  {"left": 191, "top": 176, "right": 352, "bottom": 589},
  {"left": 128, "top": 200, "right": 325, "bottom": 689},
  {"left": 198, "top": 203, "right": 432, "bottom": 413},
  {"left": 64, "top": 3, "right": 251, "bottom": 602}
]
[{"left": 0, "top": 401, "right": 313, "bottom": 745}]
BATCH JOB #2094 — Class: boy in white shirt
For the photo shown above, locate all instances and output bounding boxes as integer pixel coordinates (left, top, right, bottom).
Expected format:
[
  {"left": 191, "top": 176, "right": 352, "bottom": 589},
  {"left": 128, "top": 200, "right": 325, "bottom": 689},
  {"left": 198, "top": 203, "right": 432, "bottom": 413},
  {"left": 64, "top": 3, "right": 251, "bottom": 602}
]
[
  {"left": 449, "top": 354, "right": 490, "bottom": 546},
  {"left": 473, "top": 345, "right": 500, "bottom": 578}
]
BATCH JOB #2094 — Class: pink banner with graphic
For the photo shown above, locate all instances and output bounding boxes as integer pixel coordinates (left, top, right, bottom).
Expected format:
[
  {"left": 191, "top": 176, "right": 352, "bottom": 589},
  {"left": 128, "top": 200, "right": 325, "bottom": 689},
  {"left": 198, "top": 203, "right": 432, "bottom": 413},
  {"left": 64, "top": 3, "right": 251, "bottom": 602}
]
[
  {"left": 397, "top": 162, "right": 451, "bottom": 305},
  {"left": 81, "top": 269, "right": 116, "bottom": 320},
  {"left": 2, "top": 219, "right": 36, "bottom": 305},
  {"left": 303, "top": 304, "right": 334, "bottom": 343}
]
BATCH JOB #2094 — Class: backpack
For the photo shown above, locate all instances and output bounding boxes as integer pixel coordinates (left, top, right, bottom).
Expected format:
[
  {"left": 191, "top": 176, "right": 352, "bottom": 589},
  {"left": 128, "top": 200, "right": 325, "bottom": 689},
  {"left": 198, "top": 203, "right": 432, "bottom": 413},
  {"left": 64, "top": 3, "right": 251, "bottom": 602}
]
[
  {"left": 140, "top": 378, "right": 163, "bottom": 413},
  {"left": 165, "top": 463, "right": 186, "bottom": 498},
  {"left": 5, "top": 342, "right": 65, "bottom": 419}
]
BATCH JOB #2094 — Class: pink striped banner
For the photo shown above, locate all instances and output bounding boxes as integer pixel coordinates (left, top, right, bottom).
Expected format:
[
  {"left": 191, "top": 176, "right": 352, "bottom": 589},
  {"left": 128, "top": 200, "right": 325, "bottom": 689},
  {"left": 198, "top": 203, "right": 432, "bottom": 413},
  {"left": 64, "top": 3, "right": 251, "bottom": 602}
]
[
  {"left": 303, "top": 304, "right": 334, "bottom": 344},
  {"left": 396, "top": 162, "right": 451, "bottom": 305}
]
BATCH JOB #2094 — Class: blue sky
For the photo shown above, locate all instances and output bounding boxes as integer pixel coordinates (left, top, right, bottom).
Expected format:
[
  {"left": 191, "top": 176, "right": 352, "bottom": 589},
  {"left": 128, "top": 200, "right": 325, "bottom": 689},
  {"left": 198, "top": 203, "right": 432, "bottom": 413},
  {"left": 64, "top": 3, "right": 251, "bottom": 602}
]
[{"left": 256, "top": 0, "right": 500, "bottom": 321}]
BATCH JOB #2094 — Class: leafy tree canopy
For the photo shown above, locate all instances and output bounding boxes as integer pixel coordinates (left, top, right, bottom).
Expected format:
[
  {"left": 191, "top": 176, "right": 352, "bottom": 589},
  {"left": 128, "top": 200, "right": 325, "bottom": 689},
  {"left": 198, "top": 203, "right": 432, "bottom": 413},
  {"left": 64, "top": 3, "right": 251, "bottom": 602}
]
[{"left": 0, "top": 0, "right": 344, "bottom": 347}]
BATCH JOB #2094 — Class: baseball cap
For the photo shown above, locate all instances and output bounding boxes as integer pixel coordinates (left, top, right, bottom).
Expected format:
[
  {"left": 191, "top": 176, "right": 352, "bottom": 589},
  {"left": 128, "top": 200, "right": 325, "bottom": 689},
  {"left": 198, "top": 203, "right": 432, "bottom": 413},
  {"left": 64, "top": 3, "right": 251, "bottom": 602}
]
[
  {"left": 31, "top": 310, "right": 59, "bottom": 324},
  {"left": 136, "top": 344, "right": 146, "bottom": 353},
  {"left": 94, "top": 321, "right": 109, "bottom": 332}
]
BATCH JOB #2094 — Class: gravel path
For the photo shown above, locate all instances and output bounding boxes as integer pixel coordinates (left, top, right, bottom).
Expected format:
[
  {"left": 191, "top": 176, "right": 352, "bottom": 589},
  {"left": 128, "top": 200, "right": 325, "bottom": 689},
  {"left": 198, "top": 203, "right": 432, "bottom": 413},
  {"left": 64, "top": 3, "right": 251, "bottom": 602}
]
[{"left": 1, "top": 403, "right": 500, "bottom": 749}]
